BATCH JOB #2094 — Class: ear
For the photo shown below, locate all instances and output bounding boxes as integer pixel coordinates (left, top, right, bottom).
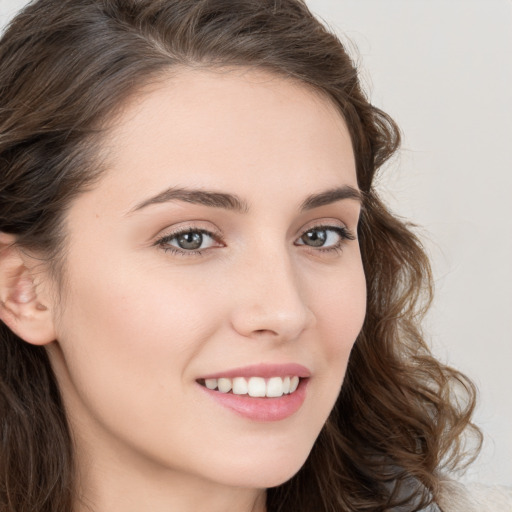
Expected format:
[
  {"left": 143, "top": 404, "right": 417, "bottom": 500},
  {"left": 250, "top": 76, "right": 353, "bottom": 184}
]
[{"left": 0, "top": 232, "right": 56, "bottom": 345}]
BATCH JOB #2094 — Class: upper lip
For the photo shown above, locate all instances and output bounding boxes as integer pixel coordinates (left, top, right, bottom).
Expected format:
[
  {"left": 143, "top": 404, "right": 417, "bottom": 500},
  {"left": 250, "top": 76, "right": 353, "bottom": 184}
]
[{"left": 199, "top": 363, "right": 311, "bottom": 380}]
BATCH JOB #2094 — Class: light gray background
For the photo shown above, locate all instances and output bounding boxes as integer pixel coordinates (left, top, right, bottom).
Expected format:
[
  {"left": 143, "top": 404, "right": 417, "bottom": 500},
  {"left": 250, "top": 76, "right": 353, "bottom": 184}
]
[{"left": 1, "top": 0, "right": 511, "bottom": 486}]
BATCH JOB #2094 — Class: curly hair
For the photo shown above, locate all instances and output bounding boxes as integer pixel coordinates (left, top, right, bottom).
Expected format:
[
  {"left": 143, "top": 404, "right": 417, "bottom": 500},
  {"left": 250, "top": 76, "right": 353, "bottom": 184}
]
[{"left": 0, "top": 1, "right": 480, "bottom": 511}]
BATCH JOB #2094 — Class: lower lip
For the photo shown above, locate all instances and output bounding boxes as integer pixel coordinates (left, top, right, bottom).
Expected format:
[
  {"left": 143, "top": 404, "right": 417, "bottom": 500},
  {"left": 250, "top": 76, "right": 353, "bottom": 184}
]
[{"left": 198, "top": 379, "right": 308, "bottom": 422}]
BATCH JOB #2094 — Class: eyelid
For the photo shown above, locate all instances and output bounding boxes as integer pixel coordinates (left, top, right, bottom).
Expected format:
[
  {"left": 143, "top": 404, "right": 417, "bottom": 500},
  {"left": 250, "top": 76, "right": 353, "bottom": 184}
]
[
  {"left": 289, "top": 214, "right": 358, "bottom": 258},
  {"left": 154, "top": 221, "right": 223, "bottom": 242},
  {"left": 296, "top": 217, "right": 356, "bottom": 239},
  {"left": 296, "top": 225, "right": 354, "bottom": 241},
  {"left": 153, "top": 219, "right": 356, "bottom": 257},
  {"left": 153, "top": 223, "right": 225, "bottom": 255}
]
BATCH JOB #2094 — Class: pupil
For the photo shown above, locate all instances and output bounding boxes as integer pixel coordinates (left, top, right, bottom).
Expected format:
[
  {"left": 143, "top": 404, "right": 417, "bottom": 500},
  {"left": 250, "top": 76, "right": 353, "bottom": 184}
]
[
  {"left": 303, "top": 229, "right": 326, "bottom": 247},
  {"left": 178, "top": 232, "right": 203, "bottom": 250}
]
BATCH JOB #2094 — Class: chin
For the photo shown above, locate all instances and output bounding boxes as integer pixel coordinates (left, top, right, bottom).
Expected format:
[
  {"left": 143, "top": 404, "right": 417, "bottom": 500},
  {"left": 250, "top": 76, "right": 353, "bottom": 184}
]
[{"left": 207, "top": 447, "right": 311, "bottom": 490}]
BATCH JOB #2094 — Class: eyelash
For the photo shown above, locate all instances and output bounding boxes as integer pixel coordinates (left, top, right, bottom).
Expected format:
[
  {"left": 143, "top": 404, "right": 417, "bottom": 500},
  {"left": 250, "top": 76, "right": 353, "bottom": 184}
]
[{"left": 155, "top": 224, "right": 356, "bottom": 257}]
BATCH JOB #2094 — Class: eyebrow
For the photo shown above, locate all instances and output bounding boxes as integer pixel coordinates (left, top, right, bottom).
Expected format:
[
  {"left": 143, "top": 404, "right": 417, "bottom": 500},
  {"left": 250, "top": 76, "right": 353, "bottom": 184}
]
[
  {"left": 130, "top": 185, "right": 362, "bottom": 214},
  {"left": 131, "top": 188, "right": 249, "bottom": 213},
  {"left": 299, "top": 185, "right": 362, "bottom": 211}
]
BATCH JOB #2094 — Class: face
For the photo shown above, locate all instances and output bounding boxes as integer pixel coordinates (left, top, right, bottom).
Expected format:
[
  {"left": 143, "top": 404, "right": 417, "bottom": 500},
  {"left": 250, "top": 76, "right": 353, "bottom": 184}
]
[{"left": 46, "top": 69, "right": 366, "bottom": 492}]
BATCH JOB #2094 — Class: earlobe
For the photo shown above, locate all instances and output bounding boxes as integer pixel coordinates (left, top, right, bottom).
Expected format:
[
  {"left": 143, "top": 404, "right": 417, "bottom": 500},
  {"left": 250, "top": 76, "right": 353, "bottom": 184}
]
[{"left": 0, "top": 232, "right": 56, "bottom": 346}]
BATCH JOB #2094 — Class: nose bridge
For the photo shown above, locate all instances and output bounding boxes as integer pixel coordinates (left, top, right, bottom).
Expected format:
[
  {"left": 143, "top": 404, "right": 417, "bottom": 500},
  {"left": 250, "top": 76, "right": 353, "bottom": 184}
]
[{"left": 230, "top": 241, "right": 315, "bottom": 341}]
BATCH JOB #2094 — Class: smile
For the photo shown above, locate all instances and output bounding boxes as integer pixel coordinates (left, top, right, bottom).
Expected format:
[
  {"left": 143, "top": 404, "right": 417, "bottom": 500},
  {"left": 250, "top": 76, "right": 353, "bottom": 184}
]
[
  {"left": 198, "top": 376, "right": 301, "bottom": 398},
  {"left": 197, "top": 364, "right": 310, "bottom": 422}
]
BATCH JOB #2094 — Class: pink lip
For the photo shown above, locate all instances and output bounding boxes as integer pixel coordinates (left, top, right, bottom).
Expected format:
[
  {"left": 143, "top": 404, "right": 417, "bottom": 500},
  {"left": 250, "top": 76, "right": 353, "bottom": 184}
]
[
  {"left": 197, "top": 363, "right": 310, "bottom": 422},
  {"left": 198, "top": 379, "right": 308, "bottom": 422},
  {"left": 199, "top": 363, "right": 311, "bottom": 380}
]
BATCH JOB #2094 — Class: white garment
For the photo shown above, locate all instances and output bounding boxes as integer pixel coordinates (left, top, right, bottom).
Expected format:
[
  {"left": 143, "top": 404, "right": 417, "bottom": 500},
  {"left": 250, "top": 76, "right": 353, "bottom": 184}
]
[{"left": 438, "top": 480, "right": 512, "bottom": 512}]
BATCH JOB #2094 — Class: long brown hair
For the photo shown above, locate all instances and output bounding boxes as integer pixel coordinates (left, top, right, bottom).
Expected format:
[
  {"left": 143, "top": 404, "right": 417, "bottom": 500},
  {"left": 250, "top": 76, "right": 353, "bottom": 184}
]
[{"left": 0, "top": 1, "right": 480, "bottom": 511}]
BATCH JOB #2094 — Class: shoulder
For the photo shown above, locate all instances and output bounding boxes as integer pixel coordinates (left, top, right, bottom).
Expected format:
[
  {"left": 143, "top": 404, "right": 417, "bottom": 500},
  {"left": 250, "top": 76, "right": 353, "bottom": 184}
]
[{"left": 437, "top": 479, "right": 512, "bottom": 512}]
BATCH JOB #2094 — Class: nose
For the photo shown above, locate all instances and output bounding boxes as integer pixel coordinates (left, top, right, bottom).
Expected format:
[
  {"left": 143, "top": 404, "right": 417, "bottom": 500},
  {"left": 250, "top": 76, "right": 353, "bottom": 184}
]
[{"left": 229, "top": 249, "right": 316, "bottom": 342}]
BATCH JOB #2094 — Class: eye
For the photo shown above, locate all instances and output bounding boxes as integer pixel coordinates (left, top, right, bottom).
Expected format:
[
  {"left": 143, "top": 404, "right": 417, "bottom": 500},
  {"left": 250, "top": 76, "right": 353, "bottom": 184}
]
[
  {"left": 156, "top": 228, "right": 221, "bottom": 255},
  {"left": 295, "top": 225, "right": 355, "bottom": 251}
]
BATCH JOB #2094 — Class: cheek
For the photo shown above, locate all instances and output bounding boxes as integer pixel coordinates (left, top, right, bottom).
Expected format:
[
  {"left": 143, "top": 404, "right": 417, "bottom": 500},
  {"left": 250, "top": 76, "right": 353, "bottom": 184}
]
[
  {"left": 309, "top": 259, "right": 366, "bottom": 404},
  {"left": 58, "top": 265, "right": 223, "bottom": 370},
  {"left": 53, "top": 258, "right": 224, "bottom": 417},
  {"left": 315, "top": 261, "right": 366, "bottom": 351},
  {"left": 51, "top": 263, "right": 230, "bottom": 464}
]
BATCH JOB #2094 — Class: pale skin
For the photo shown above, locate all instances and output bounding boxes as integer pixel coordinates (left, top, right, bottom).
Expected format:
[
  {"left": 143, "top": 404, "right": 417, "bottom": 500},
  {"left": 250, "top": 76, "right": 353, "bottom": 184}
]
[{"left": 0, "top": 68, "right": 366, "bottom": 512}]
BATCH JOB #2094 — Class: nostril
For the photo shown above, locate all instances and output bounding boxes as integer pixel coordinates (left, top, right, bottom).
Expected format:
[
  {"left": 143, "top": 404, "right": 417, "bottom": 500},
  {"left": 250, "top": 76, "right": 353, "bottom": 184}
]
[{"left": 253, "top": 328, "right": 279, "bottom": 336}]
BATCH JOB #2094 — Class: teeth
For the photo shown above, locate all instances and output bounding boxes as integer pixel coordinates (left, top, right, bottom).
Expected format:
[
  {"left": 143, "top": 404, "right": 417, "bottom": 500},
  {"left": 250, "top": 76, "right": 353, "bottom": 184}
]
[
  {"left": 205, "top": 379, "right": 217, "bottom": 390},
  {"left": 282, "top": 376, "right": 291, "bottom": 394},
  {"left": 247, "top": 377, "right": 266, "bottom": 397},
  {"left": 266, "top": 377, "right": 284, "bottom": 397},
  {"left": 200, "top": 376, "right": 302, "bottom": 397},
  {"left": 217, "top": 378, "right": 232, "bottom": 393},
  {"left": 232, "top": 377, "right": 248, "bottom": 395}
]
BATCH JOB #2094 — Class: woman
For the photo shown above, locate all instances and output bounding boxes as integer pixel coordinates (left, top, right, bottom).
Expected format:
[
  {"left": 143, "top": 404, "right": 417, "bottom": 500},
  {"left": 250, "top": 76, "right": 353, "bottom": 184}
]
[{"left": 0, "top": 1, "right": 489, "bottom": 511}]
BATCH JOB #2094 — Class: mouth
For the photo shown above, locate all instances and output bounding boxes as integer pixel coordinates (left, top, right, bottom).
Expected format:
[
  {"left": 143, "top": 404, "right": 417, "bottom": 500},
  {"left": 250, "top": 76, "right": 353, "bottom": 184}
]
[
  {"left": 196, "top": 364, "right": 310, "bottom": 422},
  {"left": 196, "top": 375, "right": 302, "bottom": 398}
]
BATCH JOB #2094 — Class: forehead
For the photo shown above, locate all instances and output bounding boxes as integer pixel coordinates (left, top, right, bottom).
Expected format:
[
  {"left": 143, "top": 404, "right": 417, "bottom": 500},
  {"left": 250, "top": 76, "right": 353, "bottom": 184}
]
[{"left": 89, "top": 67, "right": 357, "bottom": 212}]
